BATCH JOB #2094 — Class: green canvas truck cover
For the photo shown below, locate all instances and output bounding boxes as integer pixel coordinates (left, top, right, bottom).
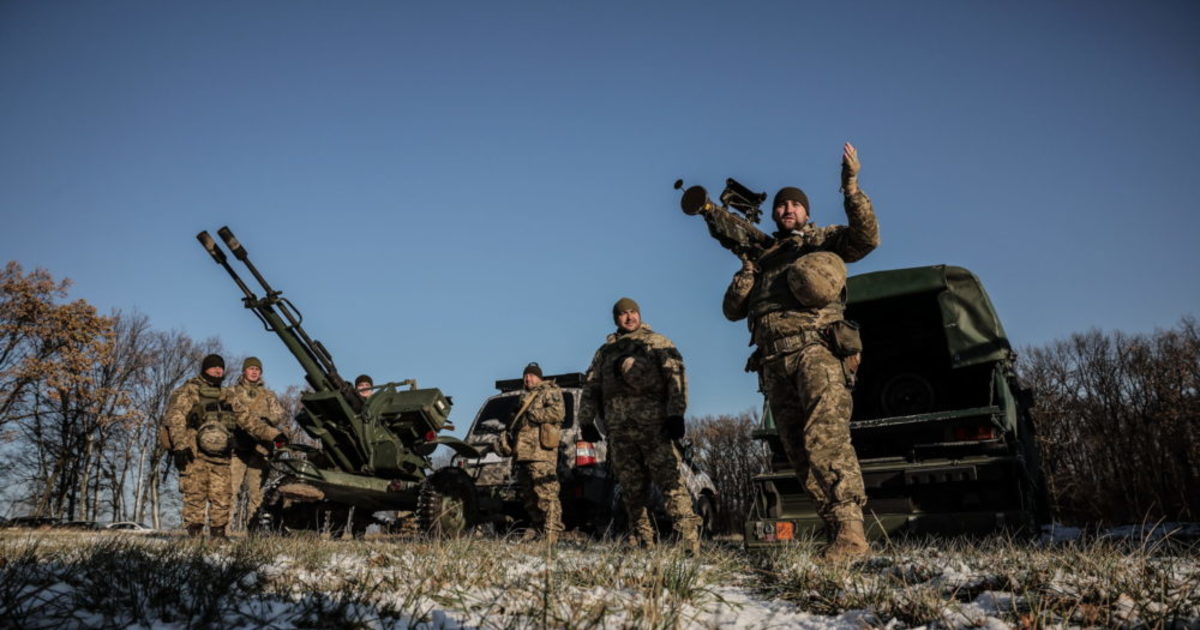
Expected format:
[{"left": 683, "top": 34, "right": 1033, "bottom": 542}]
[{"left": 849, "top": 265, "right": 1013, "bottom": 369}]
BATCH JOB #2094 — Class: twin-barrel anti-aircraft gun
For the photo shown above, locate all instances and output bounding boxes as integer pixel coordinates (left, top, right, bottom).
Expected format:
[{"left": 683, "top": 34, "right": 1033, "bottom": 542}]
[{"left": 197, "top": 228, "right": 481, "bottom": 537}]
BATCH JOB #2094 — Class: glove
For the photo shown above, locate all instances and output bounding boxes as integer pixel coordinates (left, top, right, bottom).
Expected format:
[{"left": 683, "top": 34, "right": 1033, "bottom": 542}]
[
  {"left": 840, "top": 142, "right": 861, "bottom": 195},
  {"left": 662, "top": 416, "right": 686, "bottom": 441},
  {"left": 494, "top": 434, "right": 512, "bottom": 457},
  {"left": 579, "top": 423, "right": 602, "bottom": 443},
  {"left": 271, "top": 433, "right": 289, "bottom": 451},
  {"left": 172, "top": 449, "right": 194, "bottom": 470}
]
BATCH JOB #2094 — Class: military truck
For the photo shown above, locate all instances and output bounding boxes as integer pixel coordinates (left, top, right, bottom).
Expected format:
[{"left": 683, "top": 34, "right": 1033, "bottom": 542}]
[
  {"left": 453, "top": 372, "right": 719, "bottom": 538},
  {"left": 744, "top": 265, "right": 1049, "bottom": 546}
]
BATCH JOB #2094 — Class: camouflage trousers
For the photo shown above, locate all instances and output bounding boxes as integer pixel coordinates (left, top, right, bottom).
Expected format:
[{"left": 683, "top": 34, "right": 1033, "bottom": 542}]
[
  {"left": 229, "top": 450, "right": 269, "bottom": 531},
  {"left": 180, "top": 455, "right": 234, "bottom": 529},
  {"left": 607, "top": 405, "right": 700, "bottom": 545},
  {"left": 761, "top": 342, "right": 867, "bottom": 524},
  {"left": 515, "top": 460, "right": 562, "bottom": 533}
]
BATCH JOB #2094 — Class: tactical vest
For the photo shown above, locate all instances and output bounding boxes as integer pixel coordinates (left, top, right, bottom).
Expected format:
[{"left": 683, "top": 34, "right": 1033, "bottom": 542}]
[
  {"left": 601, "top": 331, "right": 664, "bottom": 400},
  {"left": 233, "top": 382, "right": 276, "bottom": 452},
  {"left": 188, "top": 384, "right": 237, "bottom": 457},
  {"left": 747, "top": 233, "right": 846, "bottom": 345}
]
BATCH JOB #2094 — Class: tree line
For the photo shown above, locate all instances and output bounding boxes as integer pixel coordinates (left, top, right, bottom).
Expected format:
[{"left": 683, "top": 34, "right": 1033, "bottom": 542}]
[
  {"left": 4, "top": 260, "right": 1195, "bottom": 532},
  {"left": 0, "top": 261, "right": 305, "bottom": 528},
  {"left": 1017, "top": 316, "right": 1199, "bottom": 525}
]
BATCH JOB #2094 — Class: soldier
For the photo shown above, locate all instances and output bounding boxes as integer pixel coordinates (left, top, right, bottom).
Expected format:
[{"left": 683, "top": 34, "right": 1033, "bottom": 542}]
[
  {"left": 227, "top": 356, "right": 287, "bottom": 532},
  {"left": 163, "top": 353, "right": 287, "bottom": 538},
  {"left": 722, "top": 142, "right": 880, "bottom": 562},
  {"left": 578, "top": 298, "right": 701, "bottom": 553},
  {"left": 355, "top": 374, "right": 374, "bottom": 398},
  {"left": 495, "top": 362, "right": 565, "bottom": 543}
]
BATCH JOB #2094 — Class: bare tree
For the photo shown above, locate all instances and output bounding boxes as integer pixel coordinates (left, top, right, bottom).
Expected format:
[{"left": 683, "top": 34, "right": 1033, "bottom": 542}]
[
  {"left": 687, "top": 410, "right": 771, "bottom": 534},
  {"left": 1018, "top": 316, "right": 1199, "bottom": 524}
]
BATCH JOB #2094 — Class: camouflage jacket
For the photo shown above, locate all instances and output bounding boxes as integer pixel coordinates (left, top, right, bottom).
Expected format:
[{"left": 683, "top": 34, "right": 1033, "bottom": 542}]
[
  {"left": 723, "top": 190, "right": 879, "bottom": 349},
  {"left": 228, "top": 376, "right": 286, "bottom": 456},
  {"left": 509, "top": 380, "right": 565, "bottom": 463},
  {"left": 578, "top": 324, "right": 687, "bottom": 428},
  {"left": 163, "top": 376, "right": 280, "bottom": 460}
]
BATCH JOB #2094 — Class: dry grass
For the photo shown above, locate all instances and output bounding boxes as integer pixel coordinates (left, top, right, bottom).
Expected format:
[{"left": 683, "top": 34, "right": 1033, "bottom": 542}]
[{"left": 0, "top": 528, "right": 1196, "bottom": 629}]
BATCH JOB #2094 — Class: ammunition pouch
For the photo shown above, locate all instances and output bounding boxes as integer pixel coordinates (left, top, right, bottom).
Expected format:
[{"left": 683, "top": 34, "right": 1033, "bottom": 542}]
[
  {"left": 744, "top": 348, "right": 763, "bottom": 374},
  {"left": 539, "top": 423, "right": 561, "bottom": 450},
  {"left": 824, "top": 320, "right": 863, "bottom": 388},
  {"left": 824, "top": 320, "right": 863, "bottom": 358}
]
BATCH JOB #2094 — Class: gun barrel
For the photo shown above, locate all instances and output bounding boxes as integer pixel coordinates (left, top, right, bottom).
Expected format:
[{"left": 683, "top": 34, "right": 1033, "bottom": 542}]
[
  {"left": 679, "top": 184, "right": 716, "bottom": 216},
  {"left": 674, "top": 179, "right": 771, "bottom": 259},
  {"left": 197, "top": 231, "right": 259, "bottom": 301},
  {"left": 197, "top": 228, "right": 358, "bottom": 408}
]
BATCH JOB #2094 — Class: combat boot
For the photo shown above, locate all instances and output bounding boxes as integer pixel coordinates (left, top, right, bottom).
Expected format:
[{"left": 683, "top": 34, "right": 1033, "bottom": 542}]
[
  {"left": 681, "top": 533, "right": 700, "bottom": 557},
  {"left": 185, "top": 524, "right": 205, "bottom": 537},
  {"left": 675, "top": 524, "right": 701, "bottom": 556},
  {"left": 821, "top": 519, "right": 870, "bottom": 563},
  {"left": 629, "top": 530, "right": 656, "bottom": 549},
  {"left": 821, "top": 516, "right": 838, "bottom": 544}
]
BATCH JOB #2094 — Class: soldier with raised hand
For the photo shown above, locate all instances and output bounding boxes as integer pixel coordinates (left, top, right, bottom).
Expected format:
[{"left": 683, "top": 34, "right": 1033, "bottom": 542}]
[
  {"left": 723, "top": 142, "right": 880, "bottom": 562},
  {"left": 578, "top": 298, "right": 701, "bottom": 553},
  {"left": 163, "top": 353, "right": 287, "bottom": 538},
  {"left": 496, "top": 362, "right": 566, "bottom": 543},
  {"left": 228, "top": 356, "right": 286, "bottom": 533}
]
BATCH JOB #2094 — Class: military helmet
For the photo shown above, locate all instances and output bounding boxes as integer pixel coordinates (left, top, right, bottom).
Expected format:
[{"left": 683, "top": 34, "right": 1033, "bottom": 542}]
[
  {"left": 196, "top": 423, "right": 233, "bottom": 457},
  {"left": 786, "top": 251, "right": 847, "bottom": 308}
]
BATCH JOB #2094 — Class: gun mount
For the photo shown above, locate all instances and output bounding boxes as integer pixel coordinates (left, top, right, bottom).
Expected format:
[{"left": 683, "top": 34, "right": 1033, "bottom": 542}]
[
  {"left": 197, "top": 227, "right": 480, "bottom": 537},
  {"left": 674, "top": 178, "right": 773, "bottom": 259}
]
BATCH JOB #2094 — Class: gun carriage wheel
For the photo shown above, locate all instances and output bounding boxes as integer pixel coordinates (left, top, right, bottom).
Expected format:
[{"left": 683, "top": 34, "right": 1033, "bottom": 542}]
[{"left": 418, "top": 467, "right": 480, "bottom": 537}]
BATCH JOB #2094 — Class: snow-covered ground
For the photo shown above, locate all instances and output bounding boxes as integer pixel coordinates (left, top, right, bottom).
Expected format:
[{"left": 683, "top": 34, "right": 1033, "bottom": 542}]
[{"left": 2, "top": 524, "right": 1197, "bottom": 629}]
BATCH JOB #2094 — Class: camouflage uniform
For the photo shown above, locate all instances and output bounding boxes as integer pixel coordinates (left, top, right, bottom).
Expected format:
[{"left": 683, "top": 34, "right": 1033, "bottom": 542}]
[
  {"left": 227, "top": 375, "right": 285, "bottom": 529},
  {"left": 723, "top": 190, "right": 879, "bottom": 528},
  {"left": 579, "top": 324, "right": 701, "bottom": 547},
  {"left": 163, "top": 376, "right": 280, "bottom": 533},
  {"left": 506, "top": 379, "right": 566, "bottom": 537}
]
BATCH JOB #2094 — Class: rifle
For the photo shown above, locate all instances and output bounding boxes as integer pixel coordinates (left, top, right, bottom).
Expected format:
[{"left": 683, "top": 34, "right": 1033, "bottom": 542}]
[{"left": 673, "top": 178, "right": 772, "bottom": 260}]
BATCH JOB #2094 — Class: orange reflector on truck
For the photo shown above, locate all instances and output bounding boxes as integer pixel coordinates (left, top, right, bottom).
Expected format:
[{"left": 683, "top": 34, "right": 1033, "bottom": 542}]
[{"left": 953, "top": 425, "right": 998, "bottom": 441}]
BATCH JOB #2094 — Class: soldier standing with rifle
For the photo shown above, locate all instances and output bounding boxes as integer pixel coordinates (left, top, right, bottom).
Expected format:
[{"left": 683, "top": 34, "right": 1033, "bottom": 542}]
[
  {"left": 228, "top": 356, "right": 286, "bottom": 533},
  {"left": 722, "top": 143, "right": 880, "bottom": 562},
  {"left": 163, "top": 353, "right": 287, "bottom": 538},
  {"left": 578, "top": 298, "right": 701, "bottom": 553},
  {"left": 496, "top": 362, "right": 565, "bottom": 543}
]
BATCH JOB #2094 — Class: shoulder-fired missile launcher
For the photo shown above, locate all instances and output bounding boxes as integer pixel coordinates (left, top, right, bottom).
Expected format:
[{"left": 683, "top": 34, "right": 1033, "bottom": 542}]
[{"left": 197, "top": 227, "right": 481, "bottom": 537}]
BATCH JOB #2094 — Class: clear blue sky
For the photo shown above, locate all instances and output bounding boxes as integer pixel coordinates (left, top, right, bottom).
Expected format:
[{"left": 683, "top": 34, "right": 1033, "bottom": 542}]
[{"left": 2, "top": 1, "right": 1197, "bottom": 431}]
